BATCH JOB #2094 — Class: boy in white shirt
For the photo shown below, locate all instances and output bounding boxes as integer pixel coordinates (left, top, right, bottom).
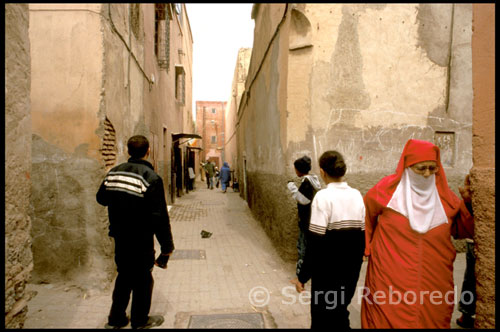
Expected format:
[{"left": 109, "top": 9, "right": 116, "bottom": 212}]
[{"left": 294, "top": 150, "right": 365, "bottom": 329}]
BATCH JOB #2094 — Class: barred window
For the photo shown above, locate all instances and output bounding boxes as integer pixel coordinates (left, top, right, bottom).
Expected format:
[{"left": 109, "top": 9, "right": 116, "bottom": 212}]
[
  {"left": 175, "top": 65, "right": 185, "bottom": 105},
  {"left": 155, "top": 4, "right": 170, "bottom": 70}
]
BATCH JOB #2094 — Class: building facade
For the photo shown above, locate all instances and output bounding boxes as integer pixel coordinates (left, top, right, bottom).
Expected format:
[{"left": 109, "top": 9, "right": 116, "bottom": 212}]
[
  {"left": 195, "top": 101, "right": 227, "bottom": 171},
  {"left": 237, "top": 3, "right": 474, "bottom": 260},
  {"left": 28, "top": 3, "right": 193, "bottom": 289}
]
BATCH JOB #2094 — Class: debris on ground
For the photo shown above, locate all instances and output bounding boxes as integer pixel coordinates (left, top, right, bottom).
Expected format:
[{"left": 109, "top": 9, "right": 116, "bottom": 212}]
[{"left": 200, "top": 230, "right": 212, "bottom": 238}]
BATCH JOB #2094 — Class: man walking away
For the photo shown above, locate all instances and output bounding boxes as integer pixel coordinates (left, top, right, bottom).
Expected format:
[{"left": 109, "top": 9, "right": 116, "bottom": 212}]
[
  {"left": 97, "top": 135, "right": 174, "bottom": 329},
  {"left": 219, "top": 162, "right": 232, "bottom": 193},
  {"left": 204, "top": 160, "right": 216, "bottom": 189}
]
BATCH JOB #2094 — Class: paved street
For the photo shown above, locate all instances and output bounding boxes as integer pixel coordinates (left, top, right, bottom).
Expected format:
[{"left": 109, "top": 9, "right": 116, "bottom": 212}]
[{"left": 24, "top": 180, "right": 467, "bottom": 328}]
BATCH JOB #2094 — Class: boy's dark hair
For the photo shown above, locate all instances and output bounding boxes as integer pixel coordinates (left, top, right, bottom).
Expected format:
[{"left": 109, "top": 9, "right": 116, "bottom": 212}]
[
  {"left": 294, "top": 155, "right": 312, "bottom": 174},
  {"left": 127, "top": 135, "right": 149, "bottom": 159},
  {"left": 319, "top": 150, "right": 346, "bottom": 178}
]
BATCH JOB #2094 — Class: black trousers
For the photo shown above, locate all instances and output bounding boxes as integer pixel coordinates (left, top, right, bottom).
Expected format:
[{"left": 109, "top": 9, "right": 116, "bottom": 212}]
[
  {"left": 310, "top": 267, "right": 361, "bottom": 329},
  {"left": 458, "top": 241, "right": 477, "bottom": 316},
  {"left": 108, "top": 238, "right": 155, "bottom": 327}
]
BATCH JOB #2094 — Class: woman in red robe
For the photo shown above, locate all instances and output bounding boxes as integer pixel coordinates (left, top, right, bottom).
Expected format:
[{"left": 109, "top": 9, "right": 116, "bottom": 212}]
[{"left": 361, "top": 139, "right": 474, "bottom": 328}]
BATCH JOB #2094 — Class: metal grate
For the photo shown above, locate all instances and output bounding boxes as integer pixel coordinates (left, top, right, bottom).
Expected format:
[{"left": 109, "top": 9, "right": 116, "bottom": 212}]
[{"left": 188, "top": 313, "right": 264, "bottom": 329}]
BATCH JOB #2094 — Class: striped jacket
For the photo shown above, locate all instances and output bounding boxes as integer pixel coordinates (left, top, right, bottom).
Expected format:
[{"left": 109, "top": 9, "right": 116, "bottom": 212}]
[{"left": 96, "top": 158, "right": 174, "bottom": 255}]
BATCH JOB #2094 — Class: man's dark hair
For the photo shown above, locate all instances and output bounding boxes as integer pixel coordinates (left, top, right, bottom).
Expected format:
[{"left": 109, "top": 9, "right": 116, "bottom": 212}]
[
  {"left": 127, "top": 135, "right": 149, "bottom": 159},
  {"left": 319, "top": 150, "right": 346, "bottom": 178}
]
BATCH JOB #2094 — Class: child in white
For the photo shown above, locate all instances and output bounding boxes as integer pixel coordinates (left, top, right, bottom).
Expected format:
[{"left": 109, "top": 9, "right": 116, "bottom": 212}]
[{"left": 295, "top": 150, "right": 365, "bottom": 329}]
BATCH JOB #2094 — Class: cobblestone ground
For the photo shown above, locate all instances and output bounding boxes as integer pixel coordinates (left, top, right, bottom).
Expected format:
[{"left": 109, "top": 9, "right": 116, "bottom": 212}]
[{"left": 24, "top": 180, "right": 466, "bottom": 328}]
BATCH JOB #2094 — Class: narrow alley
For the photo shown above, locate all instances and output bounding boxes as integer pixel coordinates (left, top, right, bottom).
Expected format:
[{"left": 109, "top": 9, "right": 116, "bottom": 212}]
[{"left": 23, "top": 180, "right": 467, "bottom": 329}]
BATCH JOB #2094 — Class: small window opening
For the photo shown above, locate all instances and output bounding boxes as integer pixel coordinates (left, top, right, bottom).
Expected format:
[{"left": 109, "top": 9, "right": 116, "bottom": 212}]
[{"left": 101, "top": 117, "right": 117, "bottom": 169}]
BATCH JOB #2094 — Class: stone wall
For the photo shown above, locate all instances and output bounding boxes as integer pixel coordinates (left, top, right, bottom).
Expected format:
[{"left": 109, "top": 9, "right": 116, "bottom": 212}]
[
  {"left": 471, "top": 4, "right": 495, "bottom": 329},
  {"left": 5, "top": 3, "right": 33, "bottom": 328},
  {"left": 29, "top": 135, "right": 115, "bottom": 288}
]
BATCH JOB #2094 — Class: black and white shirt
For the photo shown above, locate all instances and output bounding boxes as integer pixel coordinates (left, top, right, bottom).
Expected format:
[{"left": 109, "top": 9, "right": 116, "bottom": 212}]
[{"left": 309, "top": 182, "right": 365, "bottom": 235}]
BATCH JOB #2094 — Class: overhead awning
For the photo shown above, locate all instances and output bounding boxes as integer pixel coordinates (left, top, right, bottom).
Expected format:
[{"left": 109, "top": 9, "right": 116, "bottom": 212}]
[
  {"left": 172, "top": 133, "right": 202, "bottom": 141},
  {"left": 187, "top": 146, "right": 203, "bottom": 151}
]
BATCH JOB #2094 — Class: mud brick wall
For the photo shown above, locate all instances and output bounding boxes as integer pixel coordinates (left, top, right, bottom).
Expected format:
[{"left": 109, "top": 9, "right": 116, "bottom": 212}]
[{"left": 5, "top": 3, "right": 33, "bottom": 328}]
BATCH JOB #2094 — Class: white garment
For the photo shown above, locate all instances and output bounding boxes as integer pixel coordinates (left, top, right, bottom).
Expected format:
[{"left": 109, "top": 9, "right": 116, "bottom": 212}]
[
  {"left": 288, "top": 174, "right": 322, "bottom": 205},
  {"left": 309, "top": 182, "right": 365, "bottom": 235},
  {"left": 387, "top": 168, "right": 448, "bottom": 234}
]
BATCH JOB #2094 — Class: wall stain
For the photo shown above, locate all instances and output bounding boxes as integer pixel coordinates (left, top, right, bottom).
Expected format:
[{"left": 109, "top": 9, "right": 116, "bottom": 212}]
[
  {"left": 326, "top": 5, "right": 370, "bottom": 111},
  {"left": 416, "top": 4, "right": 453, "bottom": 67}
]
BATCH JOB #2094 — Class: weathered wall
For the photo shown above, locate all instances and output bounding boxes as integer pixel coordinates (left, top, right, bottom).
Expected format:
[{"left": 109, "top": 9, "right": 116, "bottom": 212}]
[
  {"left": 29, "top": 4, "right": 115, "bottom": 288},
  {"left": 5, "top": 4, "right": 33, "bottom": 328},
  {"left": 102, "top": 3, "right": 147, "bottom": 167},
  {"left": 142, "top": 4, "right": 194, "bottom": 204},
  {"left": 27, "top": 3, "right": 194, "bottom": 288},
  {"left": 238, "top": 4, "right": 295, "bottom": 259},
  {"left": 181, "top": 6, "right": 195, "bottom": 136},
  {"left": 239, "top": 4, "right": 473, "bottom": 262},
  {"left": 471, "top": 4, "right": 495, "bottom": 329},
  {"left": 225, "top": 48, "right": 252, "bottom": 174},
  {"left": 287, "top": 4, "right": 472, "bottom": 194}
]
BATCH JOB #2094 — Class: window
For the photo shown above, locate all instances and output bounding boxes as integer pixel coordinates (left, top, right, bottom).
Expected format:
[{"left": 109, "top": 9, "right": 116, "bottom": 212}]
[
  {"left": 211, "top": 136, "right": 217, "bottom": 144},
  {"left": 175, "top": 65, "right": 185, "bottom": 105},
  {"left": 155, "top": 4, "right": 170, "bottom": 70},
  {"left": 212, "top": 108, "right": 216, "bottom": 114}
]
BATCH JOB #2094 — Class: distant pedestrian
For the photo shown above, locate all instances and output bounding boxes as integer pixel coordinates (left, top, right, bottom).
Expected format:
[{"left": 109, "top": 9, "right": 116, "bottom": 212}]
[
  {"left": 215, "top": 166, "right": 220, "bottom": 188},
  {"left": 188, "top": 167, "right": 195, "bottom": 190},
  {"left": 200, "top": 161, "right": 210, "bottom": 188},
  {"left": 295, "top": 151, "right": 365, "bottom": 329},
  {"left": 219, "top": 162, "right": 232, "bottom": 193},
  {"left": 287, "top": 156, "right": 321, "bottom": 291},
  {"left": 204, "top": 160, "right": 215, "bottom": 189},
  {"left": 96, "top": 135, "right": 174, "bottom": 329}
]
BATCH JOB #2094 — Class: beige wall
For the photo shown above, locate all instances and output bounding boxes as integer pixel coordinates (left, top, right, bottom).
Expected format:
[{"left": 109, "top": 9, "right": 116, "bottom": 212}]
[
  {"left": 27, "top": 3, "right": 193, "bottom": 288},
  {"left": 285, "top": 4, "right": 472, "bottom": 185},
  {"left": 471, "top": 4, "right": 495, "bottom": 329},
  {"left": 30, "top": 4, "right": 103, "bottom": 158},
  {"left": 5, "top": 4, "right": 33, "bottom": 328},
  {"left": 238, "top": 3, "right": 474, "bottom": 261},
  {"left": 225, "top": 48, "right": 251, "bottom": 173},
  {"left": 29, "top": 3, "right": 115, "bottom": 289}
]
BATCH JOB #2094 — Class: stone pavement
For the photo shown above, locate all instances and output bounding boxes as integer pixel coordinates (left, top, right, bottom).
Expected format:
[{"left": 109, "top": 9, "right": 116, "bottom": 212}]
[{"left": 24, "top": 180, "right": 467, "bottom": 329}]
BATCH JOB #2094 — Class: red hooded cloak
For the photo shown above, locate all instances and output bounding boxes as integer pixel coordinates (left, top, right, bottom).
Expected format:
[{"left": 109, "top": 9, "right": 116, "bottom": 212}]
[{"left": 361, "top": 139, "right": 474, "bottom": 328}]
